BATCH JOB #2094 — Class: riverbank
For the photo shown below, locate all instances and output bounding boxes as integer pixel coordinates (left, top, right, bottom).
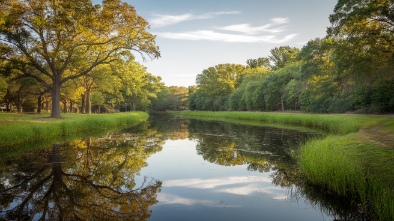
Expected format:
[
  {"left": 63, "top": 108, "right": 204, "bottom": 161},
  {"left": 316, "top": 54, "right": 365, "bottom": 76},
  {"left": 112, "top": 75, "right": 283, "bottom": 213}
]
[
  {"left": 170, "top": 111, "right": 394, "bottom": 220},
  {"left": 0, "top": 112, "right": 149, "bottom": 156}
]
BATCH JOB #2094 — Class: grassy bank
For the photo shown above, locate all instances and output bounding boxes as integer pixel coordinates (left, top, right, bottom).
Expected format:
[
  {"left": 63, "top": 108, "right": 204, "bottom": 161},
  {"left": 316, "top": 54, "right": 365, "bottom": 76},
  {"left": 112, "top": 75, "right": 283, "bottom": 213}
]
[
  {"left": 171, "top": 111, "right": 394, "bottom": 220},
  {"left": 300, "top": 134, "right": 394, "bottom": 220},
  {"left": 0, "top": 112, "right": 149, "bottom": 151},
  {"left": 170, "top": 111, "right": 381, "bottom": 134}
]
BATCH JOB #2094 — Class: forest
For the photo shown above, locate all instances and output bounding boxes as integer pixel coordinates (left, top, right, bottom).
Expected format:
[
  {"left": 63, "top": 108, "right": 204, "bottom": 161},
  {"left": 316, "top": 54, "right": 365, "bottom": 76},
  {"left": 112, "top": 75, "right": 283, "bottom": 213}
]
[{"left": 1, "top": 0, "right": 393, "bottom": 115}]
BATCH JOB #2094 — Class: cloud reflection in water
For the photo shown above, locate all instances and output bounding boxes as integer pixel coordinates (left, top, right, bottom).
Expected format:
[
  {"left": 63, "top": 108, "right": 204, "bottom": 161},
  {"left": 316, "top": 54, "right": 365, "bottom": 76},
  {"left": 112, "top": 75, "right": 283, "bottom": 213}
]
[{"left": 157, "top": 176, "right": 287, "bottom": 207}]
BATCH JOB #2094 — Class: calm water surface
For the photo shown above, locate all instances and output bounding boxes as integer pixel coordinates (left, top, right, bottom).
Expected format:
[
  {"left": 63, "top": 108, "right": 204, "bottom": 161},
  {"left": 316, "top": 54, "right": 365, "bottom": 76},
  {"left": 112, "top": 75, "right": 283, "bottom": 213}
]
[{"left": 0, "top": 115, "right": 362, "bottom": 220}]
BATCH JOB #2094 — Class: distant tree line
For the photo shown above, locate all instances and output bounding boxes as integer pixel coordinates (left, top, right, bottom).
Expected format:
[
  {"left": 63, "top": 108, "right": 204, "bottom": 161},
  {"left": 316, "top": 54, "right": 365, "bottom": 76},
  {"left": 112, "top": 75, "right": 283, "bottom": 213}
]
[{"left": 188, "top": 0, "right": 394, "bottom": 113}]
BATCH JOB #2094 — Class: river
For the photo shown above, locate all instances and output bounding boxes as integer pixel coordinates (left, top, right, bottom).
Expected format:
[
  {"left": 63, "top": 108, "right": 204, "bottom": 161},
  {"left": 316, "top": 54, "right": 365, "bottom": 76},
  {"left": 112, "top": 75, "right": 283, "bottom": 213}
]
[{"left": 0, "top": 114, "right": 364, "bottom": 220}]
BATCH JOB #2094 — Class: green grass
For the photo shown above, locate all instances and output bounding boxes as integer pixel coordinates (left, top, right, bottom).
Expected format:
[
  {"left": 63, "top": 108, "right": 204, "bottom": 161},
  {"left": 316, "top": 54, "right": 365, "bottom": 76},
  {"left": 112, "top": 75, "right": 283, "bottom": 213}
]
[
  {"left": 171, "top": 111, "right": 394, "bottom": 220},
  {"left": 299, "top": 134, "right": 394, "bottom": 220},
  {"left": 0, "top": 112, "right": 149, "bottom": 151}
]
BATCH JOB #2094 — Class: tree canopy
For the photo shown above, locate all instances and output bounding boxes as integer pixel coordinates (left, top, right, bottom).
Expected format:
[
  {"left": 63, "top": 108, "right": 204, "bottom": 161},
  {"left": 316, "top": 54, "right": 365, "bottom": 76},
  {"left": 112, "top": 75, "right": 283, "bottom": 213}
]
[{"left": 0, "top": 0, "right": 159, "bottom": 117}]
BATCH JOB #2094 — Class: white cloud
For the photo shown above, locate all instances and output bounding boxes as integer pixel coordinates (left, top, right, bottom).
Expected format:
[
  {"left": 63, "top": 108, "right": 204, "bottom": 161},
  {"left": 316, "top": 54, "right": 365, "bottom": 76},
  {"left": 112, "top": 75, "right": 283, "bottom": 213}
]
[
  {"left": 218, "top": 23, "right": 285, "bottom": 34},
  {"left": 218, "top": 17, "right": 290, "bottom": 35},
  {"left": 164, "top": 176, "right": 271, "bottom": 189},
  {"left": 157, "top": 193, "right": 239, "bottom": 207},
  {"left": 150, "top": 11, "right": 241, "bottom": 27},
  {"left": 162, "top": 176, "right": 287, "bottom": 200},
  {"left": 155, "top": 30, "right": 297, "bottom": 43},
  {"left": 272, "top": 195, "right": 288, "bottom": 200},
  {"left": 271, "top": 17, "right": 289, "bottom": 24},
  {"left": 197, "top": 11, "right": 241, "bottom": 19},
  {"left": 153, "top": 16, "right": 296, "bottom": 43},
  {"left": 157, "top": 193, "right": 215, "bottom": 206},
  {"left": 150, "top": 14, "right": 193, "bottom": 27}
]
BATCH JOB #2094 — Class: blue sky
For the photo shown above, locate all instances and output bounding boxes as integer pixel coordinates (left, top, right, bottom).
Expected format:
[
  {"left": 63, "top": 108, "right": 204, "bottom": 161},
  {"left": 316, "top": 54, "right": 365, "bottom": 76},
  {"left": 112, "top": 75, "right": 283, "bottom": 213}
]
[{"left": 126, "top": 0, "right": 338, "bottom": 87}]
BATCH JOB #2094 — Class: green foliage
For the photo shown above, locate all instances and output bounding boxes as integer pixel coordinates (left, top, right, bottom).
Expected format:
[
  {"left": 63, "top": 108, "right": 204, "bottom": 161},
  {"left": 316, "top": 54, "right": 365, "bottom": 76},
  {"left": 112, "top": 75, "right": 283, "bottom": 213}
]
[
  {"left": 0, "top": 0, "right": 160, "bottom": 117},
  {"left": 90, "top": 91, "right": 105, "bottom": 105},
  {"left": 269, "top": 46, "right": 301, "bottom": 70},
  {"left": 190, "top": 11, "right": 393, "bottom": 114},
  {"left": 151, "top": 86, "right": 189, "bottom": 111},
  {"left": 196, "top": 63, "right": 245, "bottom": 97},
  {"left": 328, "top": 0, "right": 394, "bottom": 46},
  {"left": 229, "top": 62, "right": 302, "bottom": 112},
  {"left": 246, "top": 57, "right": 271, "bottom": 69},
  {"left": 0, "top": 76, "right": 7, "bottom": 98},
  {"left": 189, "top": 63, "right": 256, "bottom": 111},
  {"left": 354, "top": 79, "right": 394, "bottom": 113}
]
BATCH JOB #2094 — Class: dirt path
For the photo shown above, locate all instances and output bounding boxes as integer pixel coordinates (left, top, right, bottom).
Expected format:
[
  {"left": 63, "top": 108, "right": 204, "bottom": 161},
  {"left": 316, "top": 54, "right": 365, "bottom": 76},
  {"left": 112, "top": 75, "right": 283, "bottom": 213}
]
[{"left": 359, "top": 120, "right": 394, "bottom": 149}]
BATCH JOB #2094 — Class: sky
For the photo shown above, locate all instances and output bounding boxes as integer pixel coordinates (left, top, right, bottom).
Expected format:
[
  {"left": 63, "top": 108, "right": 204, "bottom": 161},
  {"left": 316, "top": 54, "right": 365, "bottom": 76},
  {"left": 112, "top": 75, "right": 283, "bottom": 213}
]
[{"left": 124, "top": 0, "right": 339, "bottom": 87}]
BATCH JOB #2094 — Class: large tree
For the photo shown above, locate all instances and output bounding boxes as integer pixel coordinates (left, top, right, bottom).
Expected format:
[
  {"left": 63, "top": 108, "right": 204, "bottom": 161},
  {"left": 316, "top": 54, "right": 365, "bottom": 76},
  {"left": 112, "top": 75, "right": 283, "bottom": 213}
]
[
  {"left": 0, "top": 0, "right": 159, "bottom": 118},
  {"left": 328, "top": 0, "right": 394, "bottom": 45},
  {"left": 328, "top": 0, "right": 394, "bottom": 112}
]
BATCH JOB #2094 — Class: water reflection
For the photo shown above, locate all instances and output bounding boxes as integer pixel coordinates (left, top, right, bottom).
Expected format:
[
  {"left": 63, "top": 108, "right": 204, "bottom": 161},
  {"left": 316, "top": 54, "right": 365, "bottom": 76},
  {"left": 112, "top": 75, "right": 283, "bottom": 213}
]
[
  {"left": 147, "top": 115, "right": 369, "bottom": 220},
  {"left": 0, "top": 127, "right": 163, "bottom": 220},
  {"left": 1, "top": 115, "right": 369, "bottom": 220}
]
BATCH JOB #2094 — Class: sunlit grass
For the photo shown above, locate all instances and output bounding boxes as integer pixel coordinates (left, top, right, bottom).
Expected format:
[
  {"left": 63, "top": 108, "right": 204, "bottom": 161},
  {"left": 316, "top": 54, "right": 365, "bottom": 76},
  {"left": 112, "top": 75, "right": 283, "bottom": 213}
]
[{"left": 0, "top": 112, "right": 148, "bottom": 150}]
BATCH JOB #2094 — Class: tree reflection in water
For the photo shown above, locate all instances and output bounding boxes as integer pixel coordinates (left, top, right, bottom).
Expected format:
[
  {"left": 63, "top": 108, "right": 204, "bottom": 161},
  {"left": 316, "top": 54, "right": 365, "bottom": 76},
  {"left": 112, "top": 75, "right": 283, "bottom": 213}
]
[
  {"left": 0, "top": 127, "right": 163, "bottom": 220},
  {"left": 185, "top": 118, "right": 372, "bottom": 220},
  {"left": 1, "top": 115, "right": 372, "bottom": 220}
]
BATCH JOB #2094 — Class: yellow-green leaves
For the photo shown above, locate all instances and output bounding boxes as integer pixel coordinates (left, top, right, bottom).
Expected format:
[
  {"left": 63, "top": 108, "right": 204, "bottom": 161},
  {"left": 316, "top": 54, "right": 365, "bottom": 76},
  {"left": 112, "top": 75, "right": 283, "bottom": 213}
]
[{"left": 1, "top": 0, "right": 160, "bottom": 117}]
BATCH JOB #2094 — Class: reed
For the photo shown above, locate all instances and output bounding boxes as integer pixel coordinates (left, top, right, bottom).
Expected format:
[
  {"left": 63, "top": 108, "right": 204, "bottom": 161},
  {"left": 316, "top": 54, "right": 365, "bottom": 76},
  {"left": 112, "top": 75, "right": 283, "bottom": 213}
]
[{"left": 0, "top": 112, "right": 148, "bottom": 150}]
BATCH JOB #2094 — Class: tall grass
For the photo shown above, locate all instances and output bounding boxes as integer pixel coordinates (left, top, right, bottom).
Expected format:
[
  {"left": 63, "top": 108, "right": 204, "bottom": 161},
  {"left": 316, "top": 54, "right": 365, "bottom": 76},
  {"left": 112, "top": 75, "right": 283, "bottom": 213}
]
[
  {"left": 299, "top": 134, "right": 394, "bottom": 220},
  {"left": 0, "top": 112, "right": 148, "bottom": 150}
]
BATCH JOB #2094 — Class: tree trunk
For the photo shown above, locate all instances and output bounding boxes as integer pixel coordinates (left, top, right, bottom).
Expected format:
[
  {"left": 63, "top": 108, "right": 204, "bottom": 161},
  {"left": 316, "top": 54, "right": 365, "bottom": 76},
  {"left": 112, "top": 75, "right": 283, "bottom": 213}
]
[
  {"left": 85, "top": 89, "right": 91, "bottom": 114},
  {"left": 45, "top": 98, "right": 49, "bottom": 111},
  {"left": 51, "top": 77, "right": 62, "bottom": 118},
  {"left": 62, "top": 100, "right": 68, "bottom": 113},
  {"left": 51, "top": 144, "right": 63, "bottom": 185},
  {"left": 294, "top": 99, "right": 298, "bottom": 111},
  {"left": 17, "top": 90, "right": 22, "bottom": 113},
  {"left": 84, "top": 138, "right": 92, "bottom": 169},
  {"left": 69, "top": 100, "right": 73, "bottom": 113},
  {"left": 81, "top": 94, "right": 86, "bottom": 114},
  {"left": 37, "top": 95, "right": 42, "bottom": 114},
  {"left": 281, "top": 97, "right": 285, "bottom": 112}
]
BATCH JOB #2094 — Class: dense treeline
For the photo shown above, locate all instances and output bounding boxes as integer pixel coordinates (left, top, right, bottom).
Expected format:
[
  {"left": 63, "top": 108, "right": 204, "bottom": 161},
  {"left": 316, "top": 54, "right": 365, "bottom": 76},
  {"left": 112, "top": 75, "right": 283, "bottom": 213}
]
[
  {"left": 189, "top": 0, "right": 394, "bottom": 113},
  {"left": 1, "top": 0, "right": 393, "bottom": 114}
]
